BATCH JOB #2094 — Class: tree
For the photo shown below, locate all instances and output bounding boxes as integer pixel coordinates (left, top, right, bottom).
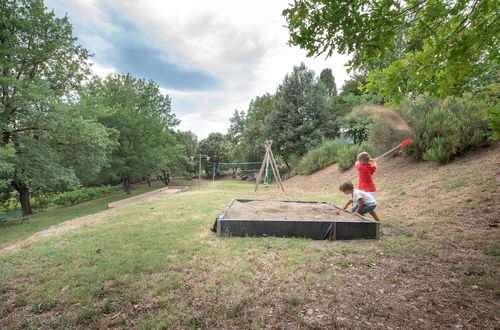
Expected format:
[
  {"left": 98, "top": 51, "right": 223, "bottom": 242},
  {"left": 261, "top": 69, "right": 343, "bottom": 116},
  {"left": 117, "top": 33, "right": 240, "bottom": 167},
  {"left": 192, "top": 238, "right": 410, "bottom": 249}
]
[
  {"left": 198, "top": 133, "right": 230, "bottom": 176},
  {"left": 283, "top": 0, "right": 500, "bottom": 102},
  {"left": 233, "top": 94, "right": 276, "bottom": 162},
  {"left": 227, "top": 110, "right": 246, "bottom": 145},
  {"left": 339, "top": 75, "right": 366, "bottom": 96},
  {"left": 80, "top": 74, "right": 179, "bottom": 194},
  {"left": 174, "top": 130, "right": 198, "bottom": 177},
  {"left": 226, "top": 110, "right": 246, "bottom": 161},
  {"left": 265, "top": 63, "right": 336, "bottom": 164},
  {"left": 319, "top": 68, "right": 337, "bottom": 97},
  {"left": 156, "top": 131, "right": 191, "bottom": 185},
  {"left": 0, "top": 0, "right": 112, "bottom": 214}
]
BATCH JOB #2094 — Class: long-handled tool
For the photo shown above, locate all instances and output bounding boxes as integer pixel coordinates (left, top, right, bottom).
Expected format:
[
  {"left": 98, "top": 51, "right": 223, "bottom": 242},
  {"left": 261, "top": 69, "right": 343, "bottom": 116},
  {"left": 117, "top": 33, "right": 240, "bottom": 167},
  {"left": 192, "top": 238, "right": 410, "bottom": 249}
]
[
  {"left": 375, "top": 139, "right": 413, "bottom": 160},
  {"left": 340, "top": 138, "right": 413, "bottom": 178}
]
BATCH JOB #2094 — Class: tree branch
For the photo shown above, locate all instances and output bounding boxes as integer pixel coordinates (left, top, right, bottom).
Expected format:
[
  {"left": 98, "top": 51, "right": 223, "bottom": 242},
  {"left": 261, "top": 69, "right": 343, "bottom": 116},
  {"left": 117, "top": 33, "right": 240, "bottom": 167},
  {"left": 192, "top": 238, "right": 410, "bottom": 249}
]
[
  {"left": 445, "top": 0, "right": 480, "bottom": 40},
  {"left": 11, "top": 126, "right": 51, "bottom": 133}
]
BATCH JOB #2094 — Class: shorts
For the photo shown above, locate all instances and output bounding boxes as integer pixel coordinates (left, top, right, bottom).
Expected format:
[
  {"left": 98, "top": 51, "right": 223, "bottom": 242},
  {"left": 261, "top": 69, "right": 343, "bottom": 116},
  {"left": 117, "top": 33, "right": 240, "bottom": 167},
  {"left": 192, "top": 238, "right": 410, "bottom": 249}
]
[{"left": 351, "top": 204, "right": 377, "bottom": 215}]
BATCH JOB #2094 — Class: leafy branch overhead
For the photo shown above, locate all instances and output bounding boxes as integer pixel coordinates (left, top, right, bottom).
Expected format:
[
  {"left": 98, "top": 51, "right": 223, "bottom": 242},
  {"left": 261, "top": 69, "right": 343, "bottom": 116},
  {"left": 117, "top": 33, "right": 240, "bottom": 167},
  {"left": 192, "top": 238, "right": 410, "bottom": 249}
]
[{"left": 283, "top": 0, "right": 500, "bottom": 101}]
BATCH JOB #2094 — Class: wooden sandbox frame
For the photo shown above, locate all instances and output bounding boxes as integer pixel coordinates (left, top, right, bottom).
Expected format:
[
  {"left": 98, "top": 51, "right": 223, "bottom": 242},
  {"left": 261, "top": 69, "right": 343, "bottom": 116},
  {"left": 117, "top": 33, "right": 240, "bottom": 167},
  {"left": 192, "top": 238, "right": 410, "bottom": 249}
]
[{"left": 213, "top": 199, "right": 379, "bottom": 240}]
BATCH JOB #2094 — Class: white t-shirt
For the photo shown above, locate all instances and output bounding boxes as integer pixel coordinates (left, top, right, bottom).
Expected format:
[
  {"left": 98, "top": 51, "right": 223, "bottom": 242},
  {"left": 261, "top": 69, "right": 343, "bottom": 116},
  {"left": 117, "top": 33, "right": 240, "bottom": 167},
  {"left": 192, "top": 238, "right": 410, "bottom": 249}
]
[{"left": 350, "top": 189, "right": 377, "bottom": 206}]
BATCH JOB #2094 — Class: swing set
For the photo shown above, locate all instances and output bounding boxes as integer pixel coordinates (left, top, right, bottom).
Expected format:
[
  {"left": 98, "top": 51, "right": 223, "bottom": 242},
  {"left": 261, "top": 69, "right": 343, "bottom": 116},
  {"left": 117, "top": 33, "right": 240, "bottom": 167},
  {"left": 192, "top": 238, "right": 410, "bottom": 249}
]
[{"left": 215, "top": 141, "right": 284, "bottom": 190}]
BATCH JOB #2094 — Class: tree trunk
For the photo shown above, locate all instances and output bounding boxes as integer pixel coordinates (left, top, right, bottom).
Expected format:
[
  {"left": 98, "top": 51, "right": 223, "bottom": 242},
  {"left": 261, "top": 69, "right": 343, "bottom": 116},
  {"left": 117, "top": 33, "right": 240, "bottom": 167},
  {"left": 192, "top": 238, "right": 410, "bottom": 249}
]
[
  {"left": 11, "top": 181, "right": 32, "bottom": 215},
  {"left": 123, "top": 176, "right": 132, "bottom": 195},
  {"left": 158, "top": 170, "right": 169, "bottom": 186}
]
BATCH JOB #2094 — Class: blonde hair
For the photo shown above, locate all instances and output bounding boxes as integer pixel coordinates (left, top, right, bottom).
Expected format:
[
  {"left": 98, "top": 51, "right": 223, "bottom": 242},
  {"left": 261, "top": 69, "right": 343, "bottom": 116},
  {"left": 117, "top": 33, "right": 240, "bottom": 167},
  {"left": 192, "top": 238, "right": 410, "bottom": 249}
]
[
  {"left": 357, "top": 152, "right": 371, "bottom": 163},
  {"left": 339, "top": 181, "right": 354, "bottom": 192}
]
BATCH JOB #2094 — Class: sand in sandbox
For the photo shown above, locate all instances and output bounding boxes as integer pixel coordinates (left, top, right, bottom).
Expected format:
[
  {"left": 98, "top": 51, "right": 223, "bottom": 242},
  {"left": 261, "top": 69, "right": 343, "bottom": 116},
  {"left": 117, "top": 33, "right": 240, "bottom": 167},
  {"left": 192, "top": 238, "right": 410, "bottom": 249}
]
[{"left": 223, "top": 200, "right": 363, "bottom": 222}]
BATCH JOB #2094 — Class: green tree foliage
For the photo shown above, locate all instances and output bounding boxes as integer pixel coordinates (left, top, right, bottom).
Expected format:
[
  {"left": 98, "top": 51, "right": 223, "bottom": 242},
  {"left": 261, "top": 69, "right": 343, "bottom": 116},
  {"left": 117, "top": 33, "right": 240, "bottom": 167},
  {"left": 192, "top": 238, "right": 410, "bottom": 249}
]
[
  {"left": 199, "top": 133, "right": 230, "bottom": 176},
  {"left": 156, "top": 132, "right": 193, "bottom": 184},
  {"left": 79, "top": 74, "right": 180, "bottom": 194},
  {"left": 319, "top": 68, "right": 337, "bottom": 97},
  {"left": 339, "top": 75, "right": 366, "bottom": 96},
  {"left": 226, "top": 109, "right": 246, "bottom": 161},
  {"left": 283, "top": 0, "right": 500, "bottom": 101},
  {"left": 0, "top": 0, "right": 112, "bottom": 214},
  {"left": 227, "top": 110, "right": 246, "bottom": 145},
  {"left": 265, "top": 63, "right": 336, "bottom": 164},
  {"left": 232, "top": 94, "right": 276, "bottom": 162},
  {"left": 174, "top": 130, "right": 199, "bottom": 176},
  {"left": 340, "top": 109, "right": 375, "bottom": 145},
  {"left": 329, "top": 75, "right": 384, "bottom": 123}
]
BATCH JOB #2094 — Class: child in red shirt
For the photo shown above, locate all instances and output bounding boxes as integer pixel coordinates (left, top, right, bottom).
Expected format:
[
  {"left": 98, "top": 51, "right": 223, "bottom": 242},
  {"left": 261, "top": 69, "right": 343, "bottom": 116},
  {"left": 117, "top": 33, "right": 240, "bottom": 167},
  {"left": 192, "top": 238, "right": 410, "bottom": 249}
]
[{"left": 355, "top": 152, "right": 380, "bottom": 221}]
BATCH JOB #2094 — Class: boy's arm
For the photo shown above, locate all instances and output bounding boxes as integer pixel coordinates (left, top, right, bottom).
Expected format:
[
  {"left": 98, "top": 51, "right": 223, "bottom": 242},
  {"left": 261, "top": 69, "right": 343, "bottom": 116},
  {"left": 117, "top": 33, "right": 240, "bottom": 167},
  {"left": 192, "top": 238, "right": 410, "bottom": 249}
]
[
  {"left": 337, "top": 199, "right": 353, "bottom": 212},
  {"left": 353, "top": 198, "right": 364, "bottom": 215}
]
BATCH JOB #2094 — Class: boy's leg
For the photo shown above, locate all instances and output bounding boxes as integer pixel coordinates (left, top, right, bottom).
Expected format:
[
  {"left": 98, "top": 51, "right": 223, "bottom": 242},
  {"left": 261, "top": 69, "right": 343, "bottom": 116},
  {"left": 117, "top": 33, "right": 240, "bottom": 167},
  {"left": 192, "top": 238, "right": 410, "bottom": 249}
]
[
  {"left": 359, "top": 205, "right": 378, "bottom": 219},
  {"left": 369, "top": 210, "right": 381, "bottom": 221}
]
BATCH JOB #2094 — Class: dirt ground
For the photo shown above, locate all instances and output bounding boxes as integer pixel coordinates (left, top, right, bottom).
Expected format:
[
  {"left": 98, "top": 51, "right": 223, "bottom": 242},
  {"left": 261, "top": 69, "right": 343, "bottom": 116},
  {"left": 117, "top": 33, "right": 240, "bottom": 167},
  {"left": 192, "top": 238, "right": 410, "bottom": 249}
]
[{"left": 224, "top": 200, "right": 362, "bottom": 221}]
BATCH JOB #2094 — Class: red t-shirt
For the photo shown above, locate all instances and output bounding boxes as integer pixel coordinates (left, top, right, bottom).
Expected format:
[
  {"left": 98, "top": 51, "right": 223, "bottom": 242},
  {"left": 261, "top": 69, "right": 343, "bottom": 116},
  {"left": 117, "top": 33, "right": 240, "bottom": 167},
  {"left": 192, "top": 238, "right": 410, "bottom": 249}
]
[{"left": 356, "top": 163, "right": 377, "bottom": 192}]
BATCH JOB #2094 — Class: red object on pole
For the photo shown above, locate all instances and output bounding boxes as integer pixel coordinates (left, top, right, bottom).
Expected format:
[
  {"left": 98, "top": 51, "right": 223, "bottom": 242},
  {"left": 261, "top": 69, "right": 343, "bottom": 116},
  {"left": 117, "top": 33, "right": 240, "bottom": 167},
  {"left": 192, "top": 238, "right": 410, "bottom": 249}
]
[
  {"left": 377, "top": 139, "right": 414, "bottom": 160},
  {"left": 399, "top": 139, "right": 413, "bottom": 147}
]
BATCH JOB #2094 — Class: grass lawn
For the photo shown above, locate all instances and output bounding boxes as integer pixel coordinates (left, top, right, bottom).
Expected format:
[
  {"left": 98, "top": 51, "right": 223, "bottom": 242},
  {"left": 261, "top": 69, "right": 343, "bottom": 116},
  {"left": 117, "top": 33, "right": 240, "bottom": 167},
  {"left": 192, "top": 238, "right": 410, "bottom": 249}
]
[
  {"left": 0, "top": 177, "right": 498, "bottom": 329},
  {"left": 0, "top": 181, "right": 171, "bottom": 249}
]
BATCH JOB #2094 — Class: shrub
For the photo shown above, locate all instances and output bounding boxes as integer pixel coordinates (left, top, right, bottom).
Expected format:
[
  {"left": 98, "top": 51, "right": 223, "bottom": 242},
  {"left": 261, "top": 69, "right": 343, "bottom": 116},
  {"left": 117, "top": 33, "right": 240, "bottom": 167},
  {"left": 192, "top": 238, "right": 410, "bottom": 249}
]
[
  {"left": 0, "top": 185, "right": 120, "bottom": 212},
  {"left": 483, "top": 107, "right": 500, "bottom": 141},
  {"left": 296, "top": 139, "right": 345, "bottom": 174},
  {"left": 335, "top": 142, "right": 374, "bottom": 171},
  {"left": 398, "top": 95, "right": 490, "bottom": 163},
  {"left": 367, "top": 118, "right": 411, "bottom": 156}
]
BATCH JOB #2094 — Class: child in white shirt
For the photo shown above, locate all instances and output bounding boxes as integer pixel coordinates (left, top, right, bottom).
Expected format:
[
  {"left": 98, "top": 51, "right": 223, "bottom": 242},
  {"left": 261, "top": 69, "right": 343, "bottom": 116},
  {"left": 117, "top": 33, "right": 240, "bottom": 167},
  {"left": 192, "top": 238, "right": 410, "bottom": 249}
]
[{"left": 337, "top": 181, "right": 380, "bottom": 221}]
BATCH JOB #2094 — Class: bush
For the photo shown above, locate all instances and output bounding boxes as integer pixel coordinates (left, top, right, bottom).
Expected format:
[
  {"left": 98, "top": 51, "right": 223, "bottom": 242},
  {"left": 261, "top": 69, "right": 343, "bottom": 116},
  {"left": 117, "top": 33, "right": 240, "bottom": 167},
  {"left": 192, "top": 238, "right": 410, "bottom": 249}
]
[
  {"left": 367, "top": 118, "right": 411, "bottom": 156},
  {"left": 335, "top": 142, "right": 373, "bottom": 171},
  {"left": 0, "top": 185, "right": 120, "bottom": 212},
  {"left": 399, "top": 95, "right": 490, "bottom": 163},
  {"left": 296, "top": 139, "right": 345, "bottom": 174},
  {"left": 475, "top": 83, "right": 499, "bottom": 140}
]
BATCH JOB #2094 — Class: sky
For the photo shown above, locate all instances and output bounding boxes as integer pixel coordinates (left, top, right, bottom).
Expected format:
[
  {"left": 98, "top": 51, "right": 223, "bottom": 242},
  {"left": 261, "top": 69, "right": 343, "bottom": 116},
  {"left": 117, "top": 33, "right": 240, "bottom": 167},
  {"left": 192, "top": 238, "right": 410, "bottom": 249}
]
[{"left": 46, "top": 0, "right": 351, "bottom": 139}]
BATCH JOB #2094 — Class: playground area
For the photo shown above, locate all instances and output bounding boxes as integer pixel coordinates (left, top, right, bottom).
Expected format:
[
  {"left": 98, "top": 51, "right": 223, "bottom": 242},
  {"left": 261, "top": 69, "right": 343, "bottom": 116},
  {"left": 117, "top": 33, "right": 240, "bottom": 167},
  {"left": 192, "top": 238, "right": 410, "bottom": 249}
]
[{"left": 0, "top": 143, "right": 498, "bottom": 329}]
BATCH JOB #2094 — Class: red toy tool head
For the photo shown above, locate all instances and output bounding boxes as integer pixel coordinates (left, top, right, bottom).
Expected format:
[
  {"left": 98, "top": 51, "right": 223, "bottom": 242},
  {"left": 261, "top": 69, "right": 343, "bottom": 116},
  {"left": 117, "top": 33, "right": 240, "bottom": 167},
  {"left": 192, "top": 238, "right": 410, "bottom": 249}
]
[{"left": 400, "top": 139, "right": 413, "bottom": 147}]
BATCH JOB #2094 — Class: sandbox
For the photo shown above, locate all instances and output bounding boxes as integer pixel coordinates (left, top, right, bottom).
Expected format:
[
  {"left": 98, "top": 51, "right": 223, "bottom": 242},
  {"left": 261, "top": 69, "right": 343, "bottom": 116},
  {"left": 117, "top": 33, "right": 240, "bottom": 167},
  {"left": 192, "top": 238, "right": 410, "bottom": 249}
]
[{"left": 213, "top": 199, "right": 379, "bottom": 240}]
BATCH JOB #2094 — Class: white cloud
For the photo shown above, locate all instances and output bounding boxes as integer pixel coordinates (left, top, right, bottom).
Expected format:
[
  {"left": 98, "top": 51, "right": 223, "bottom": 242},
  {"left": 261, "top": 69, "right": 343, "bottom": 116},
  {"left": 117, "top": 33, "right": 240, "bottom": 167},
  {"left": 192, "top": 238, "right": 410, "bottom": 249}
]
[{"left": 47, "top": 0, "right": 351, "bottom": 139}]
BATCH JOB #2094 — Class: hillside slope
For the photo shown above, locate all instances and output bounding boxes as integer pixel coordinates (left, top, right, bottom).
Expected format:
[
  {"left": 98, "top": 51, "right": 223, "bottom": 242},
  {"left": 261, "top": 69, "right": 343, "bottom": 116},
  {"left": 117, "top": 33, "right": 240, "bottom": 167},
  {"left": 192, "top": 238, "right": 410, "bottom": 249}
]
[
  {"left": 286, "top": 142, "right": 499, "bottom": 227},
  {"left": 283, "top": 142, "right": 500, "bottom": 326}
]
